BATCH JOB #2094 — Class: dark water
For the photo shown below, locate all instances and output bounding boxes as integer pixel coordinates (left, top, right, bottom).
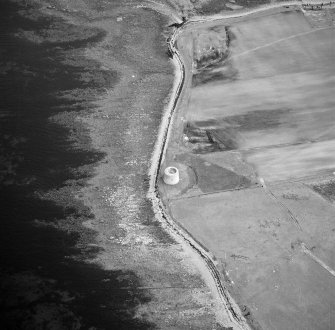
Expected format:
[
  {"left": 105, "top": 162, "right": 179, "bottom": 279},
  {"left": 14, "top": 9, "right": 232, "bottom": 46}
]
[{"left": 0, "top": 2, "right": 154, "bottom": 329}]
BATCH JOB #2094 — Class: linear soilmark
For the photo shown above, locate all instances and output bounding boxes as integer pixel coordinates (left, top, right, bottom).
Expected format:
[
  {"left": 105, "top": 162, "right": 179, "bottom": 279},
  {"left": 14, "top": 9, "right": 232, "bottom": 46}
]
[
  {"left": 301, "top": 243, "right": 335, "bottom": 277},
  {"left": 232, "top": 26, "right": 335, "bottom": 59},
  {"left": 261, "top": 181, "right": 303, "bottom": 230},
  {"left": 214, "top": 138, "right": 333, "bottom": 153}
]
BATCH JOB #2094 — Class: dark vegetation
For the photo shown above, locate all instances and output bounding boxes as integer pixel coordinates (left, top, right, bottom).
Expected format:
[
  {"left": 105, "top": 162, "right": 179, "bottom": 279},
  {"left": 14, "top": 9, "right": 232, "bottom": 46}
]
[
  {"left": 234, "top": 0, "right": 269, "bottom": 7},
  {"left": 198, "top": 0, "right": 230, "bottom": 14},
  {"left": 176, "top": 153, "right": 252, "bottom": 192},
  {"left": 184, "top": 109, "right": 290, "bottom": 153},
  {"left": 184, "top": 122, "right": 239, "bottom": 153},
  {"left": 192, "top": 27, "right": 237, "bottom": 87},
  {"left": 193, "top": 26, "right": 232, "bottom": 71},
  {"left": 221, "top": 108, "right": 291, "bottom": 132},
  {"left": 192, "top": 63, "right": 238, "bottom": 86},
  {"left": 311, "top": 180, "right": 335, "bottom": 202}
]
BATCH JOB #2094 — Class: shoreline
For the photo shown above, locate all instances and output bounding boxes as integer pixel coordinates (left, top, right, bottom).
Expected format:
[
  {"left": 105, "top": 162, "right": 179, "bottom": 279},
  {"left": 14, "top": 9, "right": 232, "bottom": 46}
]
[{"left": 1, "top": 1, "right": 226, "bottom": 328}]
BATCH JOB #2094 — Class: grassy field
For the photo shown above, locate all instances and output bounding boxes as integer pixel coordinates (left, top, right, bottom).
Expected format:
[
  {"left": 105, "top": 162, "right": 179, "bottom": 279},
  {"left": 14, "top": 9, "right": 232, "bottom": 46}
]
[
  {"left": 166, "top": 8, "right": 335, "bottom": 329},
  {"left": 170, "top": 184, "right": 335, "bottom": 330},
  {"left": 187, "top": 10, "right": 335, "bottom": 181}
]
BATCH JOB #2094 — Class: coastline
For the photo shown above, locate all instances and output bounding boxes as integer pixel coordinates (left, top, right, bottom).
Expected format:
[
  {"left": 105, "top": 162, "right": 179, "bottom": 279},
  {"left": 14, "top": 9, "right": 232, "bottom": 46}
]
[{"left": 0, "top": 0, "right": 227, "bottom": 328}]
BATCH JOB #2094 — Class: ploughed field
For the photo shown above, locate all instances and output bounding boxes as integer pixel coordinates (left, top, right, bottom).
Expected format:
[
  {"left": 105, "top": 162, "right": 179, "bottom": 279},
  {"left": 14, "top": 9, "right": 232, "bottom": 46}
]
[{"left": 187, "top": 10, "right": 335, "bottom": 182}]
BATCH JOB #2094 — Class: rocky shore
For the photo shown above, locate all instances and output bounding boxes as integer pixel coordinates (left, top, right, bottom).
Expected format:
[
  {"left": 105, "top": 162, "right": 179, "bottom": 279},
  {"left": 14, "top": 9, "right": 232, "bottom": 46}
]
[{"left": 0, "top": 0, "right": 231, "bottom": 328}]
